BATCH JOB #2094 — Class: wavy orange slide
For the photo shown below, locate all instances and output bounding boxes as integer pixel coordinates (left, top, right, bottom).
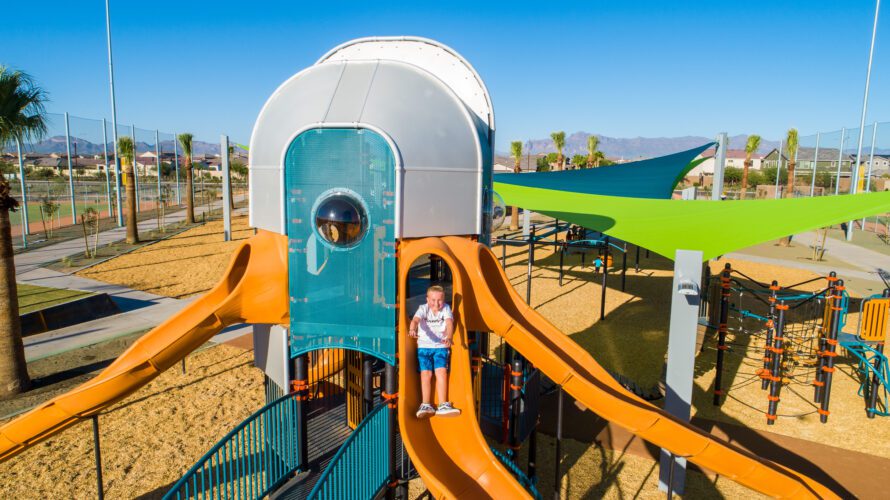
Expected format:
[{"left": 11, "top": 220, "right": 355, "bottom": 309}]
[
  {"left": 0, "top": 231, "right": 291, "bottom": 462},
  {"left": 397, "top": 236, "right": 837, "bottom": 499}
]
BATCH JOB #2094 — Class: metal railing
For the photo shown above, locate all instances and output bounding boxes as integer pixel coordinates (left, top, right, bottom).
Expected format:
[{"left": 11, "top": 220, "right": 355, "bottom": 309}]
[
  {"left": 164, "top": 393, "right": 301, "bottom": 500},
  {"left": 308, "top": 403, "right": 390, "bottom": 499}
]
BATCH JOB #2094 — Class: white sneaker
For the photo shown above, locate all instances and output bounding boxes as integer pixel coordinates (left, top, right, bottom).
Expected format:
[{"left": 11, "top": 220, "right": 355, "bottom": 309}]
[
  {"left": 416, "top": 403, "right": 436, "bottom": 419},
  {"left": 436, "top": 402, "right": 461, "bottom": 417}
]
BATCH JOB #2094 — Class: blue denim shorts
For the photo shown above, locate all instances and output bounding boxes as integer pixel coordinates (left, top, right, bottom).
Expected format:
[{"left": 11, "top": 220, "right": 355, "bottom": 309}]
[{"left": 417, "top": 348, "right": 450, "bottom": 372}]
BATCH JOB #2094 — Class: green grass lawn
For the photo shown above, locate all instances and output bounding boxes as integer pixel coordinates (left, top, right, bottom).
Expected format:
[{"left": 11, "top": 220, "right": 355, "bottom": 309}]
[{"left": 17, "top": 283, "right": 94, "bottom": 315}]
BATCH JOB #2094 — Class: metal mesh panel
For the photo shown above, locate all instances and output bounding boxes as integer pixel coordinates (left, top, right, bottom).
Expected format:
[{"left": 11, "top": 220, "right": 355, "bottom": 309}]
[{"left": 286, "top": 128, "right": 397, "bottom": 363}]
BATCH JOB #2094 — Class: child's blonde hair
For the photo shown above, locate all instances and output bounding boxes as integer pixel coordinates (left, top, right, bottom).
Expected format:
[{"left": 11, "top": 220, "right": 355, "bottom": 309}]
[{"left": 427, "top": 285, "right": 445, "bottom": 295}]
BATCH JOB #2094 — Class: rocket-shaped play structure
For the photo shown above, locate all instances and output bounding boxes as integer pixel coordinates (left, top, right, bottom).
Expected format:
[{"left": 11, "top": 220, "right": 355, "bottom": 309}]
[{"left": 7, "top": 36, "right": 887, "bottom": 498}]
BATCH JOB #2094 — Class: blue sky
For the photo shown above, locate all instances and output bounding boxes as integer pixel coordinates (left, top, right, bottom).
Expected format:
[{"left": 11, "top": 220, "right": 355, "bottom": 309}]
[{"left": 2, "top": 1, "right": 887, "bottom": 150}]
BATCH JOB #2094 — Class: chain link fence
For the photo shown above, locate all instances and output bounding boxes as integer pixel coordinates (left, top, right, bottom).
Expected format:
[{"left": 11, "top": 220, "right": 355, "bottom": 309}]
[{"left": 1, "top": 112, "right": 249, "bottom": 250}]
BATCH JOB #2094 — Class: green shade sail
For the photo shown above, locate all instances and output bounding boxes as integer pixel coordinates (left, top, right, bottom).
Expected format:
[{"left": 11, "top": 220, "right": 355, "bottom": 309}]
[
  {"left": 494, "top": 143, "right": 713, "bottom": 199},
  {"left": 494, "top": 182, "right": 890, "bottom": 261}
]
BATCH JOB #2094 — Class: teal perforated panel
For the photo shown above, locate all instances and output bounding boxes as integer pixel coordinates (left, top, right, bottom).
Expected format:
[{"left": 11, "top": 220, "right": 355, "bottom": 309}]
[{"left": 285, "top": 129, "right": 397, "bottom": 363}]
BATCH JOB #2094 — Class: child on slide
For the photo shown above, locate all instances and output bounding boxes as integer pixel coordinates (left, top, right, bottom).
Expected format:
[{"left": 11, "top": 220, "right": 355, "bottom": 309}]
[{"left": 409, "top": 285, "right": 461, "bottom": 418}]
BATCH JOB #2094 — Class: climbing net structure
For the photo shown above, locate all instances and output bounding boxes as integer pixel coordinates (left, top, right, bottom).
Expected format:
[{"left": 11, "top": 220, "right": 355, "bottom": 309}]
[{"left": 702, "top": 263, "right": 851, "bottom": 424}]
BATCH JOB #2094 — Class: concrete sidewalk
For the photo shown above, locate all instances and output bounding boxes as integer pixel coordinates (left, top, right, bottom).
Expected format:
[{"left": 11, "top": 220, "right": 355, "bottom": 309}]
[
  {"left": 15, "top": 196, "right": 245, "bottom": 275},
  {"left": 793, "top": 231, "right": 889, "bottom": 274}
]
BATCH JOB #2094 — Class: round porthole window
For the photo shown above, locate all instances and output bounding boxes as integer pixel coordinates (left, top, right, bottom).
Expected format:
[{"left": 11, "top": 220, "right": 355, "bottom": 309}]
[{"left": 313, "top": 190, "right": 369, "bottom": 249}]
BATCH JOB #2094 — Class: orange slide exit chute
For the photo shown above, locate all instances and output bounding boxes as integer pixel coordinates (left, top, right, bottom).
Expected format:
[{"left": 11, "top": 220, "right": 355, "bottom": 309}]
[
  {"left": 0, "top": 230, "right": 291, "bottom": 463},
  {"left": 437, "top": 235, "right": 837, "bottom": 499},
  {"left": 397, "top": 238, "right": 531, "bottom": 499}
]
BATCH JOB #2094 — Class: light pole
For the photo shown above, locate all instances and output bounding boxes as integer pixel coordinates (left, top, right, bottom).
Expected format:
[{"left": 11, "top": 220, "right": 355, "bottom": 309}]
[
  {"left": 105, "top": 0, "right": 124, "bottom": 227},
  {"left": 848, "top": 0, "right": 881, "bottom": 241}
]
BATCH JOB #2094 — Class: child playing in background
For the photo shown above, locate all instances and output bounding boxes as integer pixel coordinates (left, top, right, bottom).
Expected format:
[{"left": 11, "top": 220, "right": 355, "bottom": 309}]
[{"left": 409, "top": 285, "right": 461, "bottom": 418}]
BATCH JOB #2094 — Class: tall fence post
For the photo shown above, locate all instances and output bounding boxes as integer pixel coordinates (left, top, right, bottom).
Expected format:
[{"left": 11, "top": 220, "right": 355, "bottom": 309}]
[
  {"left": 155, "top": 130, "right": 162, "bottom": 213},
  {"left": 221, "top": 135, "right": 232, "bottom": 241},
  {"left": 15, "top": 139, "right": 29, "bottom": 247},
  {"left": 131, "top": 124, "right": 139, "bottom": 214},
  {"left": 102, "top": 119, "right": 113, "bottom": 219},
  {"left": 64, "top": 112, "right": 77, "bottom": 225},
  {"left": 835, "top": 128, "right": 846, "bottom": 195},
  {"left": 862, "top": 122, "right": 879, "bottom": 229},
  {"left": 173, "top": 131, "right": 181, "bottom": 206},
  {"left": 711, "top": 132, "right": 727, "bottom": 200},
  {"left": 774, "top": 139, "right": 783, "bottom": 199},
  {"left": 810, "top": 132, "right": 821, "bottom": 197},
  {"left": 92, "top": 415, "right": 104, "bottom": 500}
]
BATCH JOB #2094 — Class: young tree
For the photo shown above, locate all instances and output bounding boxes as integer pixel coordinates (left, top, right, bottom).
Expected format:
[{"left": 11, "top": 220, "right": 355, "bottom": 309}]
[
  {"left": 741, "top": 134, "right": 761, "bottom": 199},
  {"left": 587, "top": 135, "right": 599, "bottom": 168},
  {"left": 178, "top": 133, "right": 195, "bottom": 223},
  {"left": 118, "top": 136, "right": 139, "bottom": 243},
  {"left": 551, "top": 131, "right": 566, "bottom": 171},
  {"left": 0, "top": 66, "right": 47, "bottom": 398},
  {"left": 509, "top": 141, "right": 523, "bottom": 230},
  {"left": 784, "top": 128, "right": 799, "bottom": 198}
]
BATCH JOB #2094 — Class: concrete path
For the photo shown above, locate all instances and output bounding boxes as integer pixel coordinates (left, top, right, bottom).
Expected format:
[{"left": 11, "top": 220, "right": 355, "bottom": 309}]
[
  {"left": 15, "top": 196, "right": 245, "bottom": 275},
  {"left": 17, "top": 200, "right": 252, "bottom": 361},
  {"left": 793, "top": 231, "right": 889, "bottom": 274}
]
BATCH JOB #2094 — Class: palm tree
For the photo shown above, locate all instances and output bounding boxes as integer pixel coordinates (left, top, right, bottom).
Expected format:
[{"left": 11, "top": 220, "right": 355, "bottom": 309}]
[
  {"left": 0, "top": 66, "right": 47, "bottom": 398},
  {"left": 587, "top": 135, "right": 599, "bottom": 168},
  {"left": 509, "top": 141, "right": 523, "bottom": 230},
  {"left": 741, "top": 134, "right": 761, "bottom": 199},
  {"left": 784, "top": 128, "right": 799, "bottom": 198},
  {"left": 178, "top": 133, "right": 195, "bottom": 223},
  {"left": 118, "top": 136, "right": 138, "bottom": 244},
  {"left": 551, "top": 131, "right": 566, "bottom": 171}
]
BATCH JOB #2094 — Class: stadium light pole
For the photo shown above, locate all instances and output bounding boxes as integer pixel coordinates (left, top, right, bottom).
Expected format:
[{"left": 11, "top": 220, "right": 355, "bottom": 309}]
[
  {"left": 105, "top": 0, "right": 123, "bottom": 227},
  {"left": 847, "top": 0, "right": 881, "bottom": 241}
]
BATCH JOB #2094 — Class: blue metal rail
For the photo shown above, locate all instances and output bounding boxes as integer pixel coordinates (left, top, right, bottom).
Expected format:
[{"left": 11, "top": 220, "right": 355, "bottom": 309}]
[
  {"left": 308, "top": 404, "right": 390, "bottom": 499},
  {"left": 164, "top": 393, "right": 301, "bottom": 500}
]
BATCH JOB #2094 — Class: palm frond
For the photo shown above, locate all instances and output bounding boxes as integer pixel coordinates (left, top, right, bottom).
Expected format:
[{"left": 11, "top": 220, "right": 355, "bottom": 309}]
[
  {"left": 785, "top": 128, "right": 799, "bottom": 158},
  {"left": 177, "top": 133, "right": 194, "bottom": 158},
  {"left": 117, "top": 136, "right": 134, "bottom": 164},
  {"left": 0, "top": 65, "right": 49, "bottom": 147},
  {"left": 745, "top": 134, "right": 761, "bottom": 154}
]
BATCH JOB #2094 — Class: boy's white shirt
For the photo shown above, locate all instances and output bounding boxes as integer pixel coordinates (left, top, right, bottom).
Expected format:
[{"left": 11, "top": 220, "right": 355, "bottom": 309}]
[{"left": 413, "top": 303, "right": 453, "bottom": 349}]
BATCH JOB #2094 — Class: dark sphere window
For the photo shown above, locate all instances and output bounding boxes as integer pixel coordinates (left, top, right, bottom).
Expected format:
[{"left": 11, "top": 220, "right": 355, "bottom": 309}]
[{"left": 314, "top": 193, "right": 368, "bottom": 248}]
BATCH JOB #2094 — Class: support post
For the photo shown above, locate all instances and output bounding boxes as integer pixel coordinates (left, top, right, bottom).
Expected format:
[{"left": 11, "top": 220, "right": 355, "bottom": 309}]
[
  {"left": 102, "top": 119, "right": 113, "bottom": 219},
  {"left": 220, "top": 135, "right": 232, "bottom": 241},
  {"left": 814, "top": 272, "right": 838, "bottom": 402},
  {"left": 621, "top": 244, "right": 627, "bottom": 292},
  {"left": 819, "top": 280, "right": 844, "bottom": 423},
  {"left": 714, "top": 263, "right": 731, "bottom": 405},
  {"left": 92, "top": 415, "right": 104, "bottom": 500},
  {"left": 554, "top": 387, "right": 563, "bottom": 500},
  {"left": 155, "top": 130, "right": 162, "bottom": 214},
  {"left": 363, "top": 354, "right": 374, "bottom": 417},
  {"left": 600, "top": 250, "right": 608, "bottom": 321},
  {"left": 15, "top": 139, "right": 29, "bottom": 247},
  {"left": 635, "top": 245, "right": 640, "bottom": 272},
  {"left": 64, "top": 112, "right": 77, "bottom": 225},
  {"left": 810, "top": 132, "right": 820, "bottom": 197},
  {"left": 766, "top": 300, "right": 787, "bottom": 424},
  {"left": 762, "top": 281, "right": 779, "bottom": 390},
  {"left": 173, "top": 131, "right": 181, "bottom": 205},
  {"left": 658, "top": 249, "right": 703, "bottom": 495},
  {"left": 835, "top": 128, "right": 846, "bottom": 195},
  {"left": 558, "top": 243, "right": 565, "bottom": 287},
  {"left": 862, "top": 122, "right": 879, "bottom": 228},
  {"left": 711, "top": 133, "right": 728, "bottom": 200},
  {"left": 501, "top": 242, "right": 507, "bottom": 270},
  {"left": 867, "top": 288, "right": 890, "bottom": 418},
  {"left": 774, "top": 139, "right": 784, "bottom": 199},
  {"left": 508, "top": 355, "right": 523, "bottom": 463},
  {"left": 384, "top": 362, "right": 399, "bottom": 497},
  {"left": 131, "top": 125, "right": 139, "bottom": 214},
  {"left": 294, "top": 354, "right": 309, "bottom": 469},
  {"left": 526, "top": 226, "right": 536, "bottom": 304}
]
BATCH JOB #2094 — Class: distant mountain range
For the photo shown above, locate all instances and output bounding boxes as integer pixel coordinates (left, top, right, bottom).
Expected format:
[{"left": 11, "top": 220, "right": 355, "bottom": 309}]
[
  {"left": 511, "top": 132, "right": 781, "bottom": 160},
  {"left": 18, "top": 136, "right": 246, "bottom": 156}
]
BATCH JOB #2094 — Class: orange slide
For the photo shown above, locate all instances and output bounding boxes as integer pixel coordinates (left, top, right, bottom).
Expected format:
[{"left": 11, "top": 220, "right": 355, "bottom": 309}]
[
  {"left": 0, "top": 231, "right": 291, "bottom": 462},
  {"left": 399, "top": 236, "right": 838, "bottom": 499}
]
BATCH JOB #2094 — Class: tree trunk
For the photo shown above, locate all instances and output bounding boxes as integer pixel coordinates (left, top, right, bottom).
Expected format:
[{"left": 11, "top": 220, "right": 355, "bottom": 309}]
[
  {"left": 740, "top": 159, "right": 751, "bottom": 199},
  {"left": 785, "top": 160, "right": 796, "bottom": 198},
  {"left": 0, "top": 208, "right": 30, "bottom": 399},
  {"left": 124, "top": 161, "right": 139, "bottom": 244},
  {"left": 186, "top": 162, "right": 195, "bottom": 224}
]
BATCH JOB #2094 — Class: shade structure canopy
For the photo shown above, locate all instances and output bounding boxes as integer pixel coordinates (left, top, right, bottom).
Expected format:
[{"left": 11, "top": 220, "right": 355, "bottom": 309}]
[
  {"left": 494, "top": 183, "right": 890, "bottom": 261},
  {"left": 494, "top": 143, "right": 713, "bottom": 199}
]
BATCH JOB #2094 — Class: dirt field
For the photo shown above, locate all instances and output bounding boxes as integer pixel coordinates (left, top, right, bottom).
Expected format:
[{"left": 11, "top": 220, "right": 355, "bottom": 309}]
[{"left": 2, "top": 216, "right": 887, "bottom": 498}]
